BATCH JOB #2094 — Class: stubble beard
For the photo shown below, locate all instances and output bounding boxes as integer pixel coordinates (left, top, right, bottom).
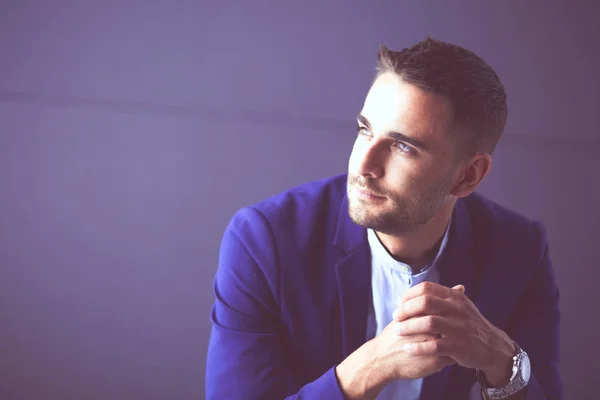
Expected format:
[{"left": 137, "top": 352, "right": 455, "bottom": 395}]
[{"left": 346, "top": 175, "right": 453, "bottom": 235}]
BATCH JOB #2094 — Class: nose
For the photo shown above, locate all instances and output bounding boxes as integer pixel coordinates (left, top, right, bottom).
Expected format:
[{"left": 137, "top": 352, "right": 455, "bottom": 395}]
[{"left": 355, "top": 138, "right": 387, "bottom": 179}]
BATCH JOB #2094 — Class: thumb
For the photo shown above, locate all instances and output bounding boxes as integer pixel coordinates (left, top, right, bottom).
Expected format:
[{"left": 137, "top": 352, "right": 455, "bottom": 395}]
[{"left": 452, "top": 284, "right": 465, "bottom": 294}]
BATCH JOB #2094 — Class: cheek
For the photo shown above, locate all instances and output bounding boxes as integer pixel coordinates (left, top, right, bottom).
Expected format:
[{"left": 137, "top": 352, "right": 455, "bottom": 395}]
[{"left": 385, "top": 162, "right": 424, "bottom": 197}]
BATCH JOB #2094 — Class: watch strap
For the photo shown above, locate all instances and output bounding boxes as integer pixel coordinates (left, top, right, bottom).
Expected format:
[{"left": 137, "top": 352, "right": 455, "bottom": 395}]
[{"left": 476, "top": 341, "right": 528, "bottom": 399}]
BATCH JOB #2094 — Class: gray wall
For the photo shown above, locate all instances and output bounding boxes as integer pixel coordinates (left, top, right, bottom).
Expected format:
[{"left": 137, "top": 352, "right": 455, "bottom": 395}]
[{"left": 1, "top": 1, "right": 598, "bottom": 399}]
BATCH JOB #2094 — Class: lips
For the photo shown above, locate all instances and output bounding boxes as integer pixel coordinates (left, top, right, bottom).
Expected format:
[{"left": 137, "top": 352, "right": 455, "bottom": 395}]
[{"left": 356, "top": 187, "right": 385, "bottom": 198}]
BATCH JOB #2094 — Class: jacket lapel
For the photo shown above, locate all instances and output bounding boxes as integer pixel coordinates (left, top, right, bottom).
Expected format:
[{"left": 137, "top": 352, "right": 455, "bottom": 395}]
[
  {"left": 333, "top": 193, "right": 372, "bottom": 357},
  {"left": 420, "top": 197, "right": 479, "bottom": 400},
  {"left": 438, "top": 196, "right": 478, "bottom": 300}
]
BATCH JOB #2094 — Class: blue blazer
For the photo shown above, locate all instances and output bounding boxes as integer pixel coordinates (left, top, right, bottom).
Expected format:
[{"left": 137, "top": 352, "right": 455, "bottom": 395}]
[{"left": 206, "top": 174, "right": 561, "bottom": 399}]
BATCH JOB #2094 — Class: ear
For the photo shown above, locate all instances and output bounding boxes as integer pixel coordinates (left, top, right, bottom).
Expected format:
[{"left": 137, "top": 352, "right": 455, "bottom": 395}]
[{"left": 451, "top": 153, "right": 492, "bottom": 198}]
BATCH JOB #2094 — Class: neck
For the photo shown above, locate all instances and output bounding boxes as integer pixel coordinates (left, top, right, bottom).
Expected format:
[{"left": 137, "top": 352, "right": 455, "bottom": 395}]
[{"left": 375, "top": 200, "right": 456, "bottom": 271}]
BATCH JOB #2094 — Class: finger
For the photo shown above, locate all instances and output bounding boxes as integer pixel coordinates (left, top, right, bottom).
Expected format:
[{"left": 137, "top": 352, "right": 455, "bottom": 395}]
[
  {"left": 401, "top": 282, "right": 455, "bottom": 304},
  {"left": 405, "top": 333, "right": 440, "bottom": 342},
  {"left": 452, "top": 284, "right": 465, "bottom": 294},
  {"left": 394, "top": 294, "right": 458, "bottom": 322},
  {"left": 402, "top": 337, "right": 456, "bottom": 358},
  {"left": 394, "top": 315, "right": 458, "bottom": 336}
]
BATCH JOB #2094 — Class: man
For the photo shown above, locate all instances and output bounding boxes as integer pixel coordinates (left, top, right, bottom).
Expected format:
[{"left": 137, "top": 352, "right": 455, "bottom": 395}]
[{"left": 205, "top": 37, "right": 561, "bottom": 399}]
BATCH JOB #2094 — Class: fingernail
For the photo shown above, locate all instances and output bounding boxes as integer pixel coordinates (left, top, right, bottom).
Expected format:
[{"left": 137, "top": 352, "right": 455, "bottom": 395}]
[
  {"left": 392, "top": 309, "right": 399, "bottom": 320},
  {"left": 394, "top": 323, "right": 402, "bottom": 335},
  {"left": 403, "top": 343, "right": 413, "bottom": 353}
]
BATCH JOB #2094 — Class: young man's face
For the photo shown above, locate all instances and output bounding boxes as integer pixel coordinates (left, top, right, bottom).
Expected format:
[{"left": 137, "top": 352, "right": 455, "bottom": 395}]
[{"left": 347, "top": 72, "right": 462, "bottom": 234}]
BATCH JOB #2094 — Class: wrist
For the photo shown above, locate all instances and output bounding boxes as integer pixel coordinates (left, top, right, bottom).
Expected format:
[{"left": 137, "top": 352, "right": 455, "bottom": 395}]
[
  {"left": 335, "top": 341, "right": 388, "bottom": 400},
  {"left": 481, "top": 332, "right": 516, "bottom": 387},
  {"left": 481, "top": 356, "right": 512, "bottom": 388}
]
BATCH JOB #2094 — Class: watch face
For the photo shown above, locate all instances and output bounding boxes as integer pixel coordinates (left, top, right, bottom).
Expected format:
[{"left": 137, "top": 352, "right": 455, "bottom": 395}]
[{"left": 521, "top": 353, "right": 531, "bottom": 383}]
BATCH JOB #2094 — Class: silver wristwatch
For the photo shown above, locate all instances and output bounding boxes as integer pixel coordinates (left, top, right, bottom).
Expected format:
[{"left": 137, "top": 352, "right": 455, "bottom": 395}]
[{"left": 476, "top": 341, "right": 531, "bottom": 400}]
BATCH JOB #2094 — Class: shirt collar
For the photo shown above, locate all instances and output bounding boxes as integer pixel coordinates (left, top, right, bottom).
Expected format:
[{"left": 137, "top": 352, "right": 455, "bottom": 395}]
[{"left": 367, "top": 212, "right": 453, "bottom": 276}]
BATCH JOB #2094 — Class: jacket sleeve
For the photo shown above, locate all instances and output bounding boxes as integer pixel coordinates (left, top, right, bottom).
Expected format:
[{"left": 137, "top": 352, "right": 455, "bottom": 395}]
[
  {"left": 205, "top": 207, "right": 345, "bottom": 400},
  {"left": 507, "top": 221, "right": 562, "bottom": 400}
]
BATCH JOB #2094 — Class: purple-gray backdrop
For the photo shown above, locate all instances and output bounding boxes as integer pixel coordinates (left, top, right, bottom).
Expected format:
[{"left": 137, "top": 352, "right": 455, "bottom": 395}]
[{"left": 1, "top": 1, "right": 598, "bottom": 399}]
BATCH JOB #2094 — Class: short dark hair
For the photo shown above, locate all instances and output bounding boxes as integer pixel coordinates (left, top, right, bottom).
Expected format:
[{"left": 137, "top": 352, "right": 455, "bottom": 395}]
[{"left": 376, "top": 37, "right": 507, "bottom": 155}]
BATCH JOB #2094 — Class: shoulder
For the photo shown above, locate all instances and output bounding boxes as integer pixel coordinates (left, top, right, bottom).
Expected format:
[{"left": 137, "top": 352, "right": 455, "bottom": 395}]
[
  {"left": 465, "top": 192, "right": 548, "bottom": 267},
  {"left": 466, "top": 192, "right": 546, "bottom": 238},
  {"left": 220, "top": 174, "right": 348, "bottom": 294},
  {"left": 230, "top": 173, "right": 347, "bottom": 231},
  {"left": 223, "top": 174, "right": 348, "bottom": 257}
]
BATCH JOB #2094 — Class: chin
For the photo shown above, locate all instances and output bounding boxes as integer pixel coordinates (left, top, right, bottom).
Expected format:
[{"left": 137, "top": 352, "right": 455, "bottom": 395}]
[{"left": 348, "top": 204, "right": 380, "bottom": 228}]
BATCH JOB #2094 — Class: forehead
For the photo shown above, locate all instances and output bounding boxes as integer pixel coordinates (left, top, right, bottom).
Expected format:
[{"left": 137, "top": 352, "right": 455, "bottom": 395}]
[{"left": 360, "top": 72, "right": 453, "bottom": 146}]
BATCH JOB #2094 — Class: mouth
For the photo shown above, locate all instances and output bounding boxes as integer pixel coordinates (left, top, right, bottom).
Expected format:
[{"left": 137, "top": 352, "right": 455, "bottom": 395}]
[{"left": 355, "top": 187, "right": 386, "bottom": 200}]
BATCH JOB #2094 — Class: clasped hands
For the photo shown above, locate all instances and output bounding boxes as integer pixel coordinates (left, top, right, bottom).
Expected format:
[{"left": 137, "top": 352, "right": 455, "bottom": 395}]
[{"left": 386, "top": 281, "right": 515, "bottom": 386}]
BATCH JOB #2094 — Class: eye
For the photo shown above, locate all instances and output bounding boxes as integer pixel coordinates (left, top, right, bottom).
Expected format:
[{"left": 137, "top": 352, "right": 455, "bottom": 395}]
[
  {"left": 395, "top": 141, "right": 413, "bottom": 154},
  {"left": 356, "top": 126, "right": 372, "bottom": 137}
]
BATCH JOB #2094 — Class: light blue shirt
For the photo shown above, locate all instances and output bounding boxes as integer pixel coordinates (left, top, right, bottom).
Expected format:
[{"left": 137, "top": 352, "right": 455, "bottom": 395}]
[{"left": 365, "top": 219, "right": 451, "bottom": 400}]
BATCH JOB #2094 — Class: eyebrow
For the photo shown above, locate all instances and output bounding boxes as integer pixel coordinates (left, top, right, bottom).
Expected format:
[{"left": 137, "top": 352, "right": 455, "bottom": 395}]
[{"left": 357, "top": 114, "right": 428, "bottom": 151}]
